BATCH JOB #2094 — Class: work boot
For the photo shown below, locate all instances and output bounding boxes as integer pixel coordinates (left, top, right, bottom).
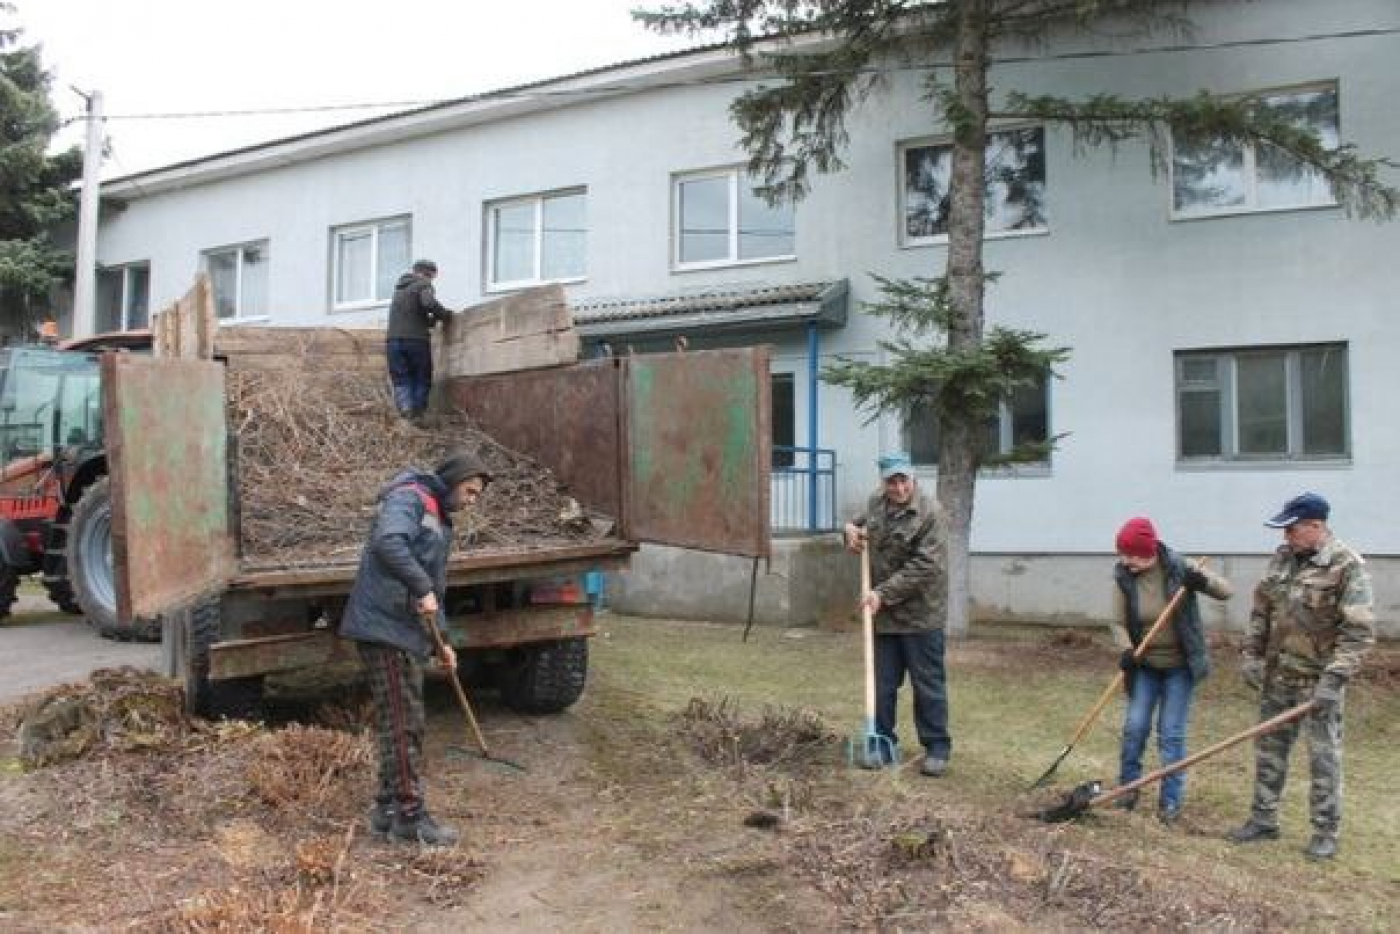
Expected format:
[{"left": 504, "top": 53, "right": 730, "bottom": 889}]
[
  {"left": 1304, "top": 834, "right": 1338, "bottom": 860},
  {"left": 391, "top": 810, "right": 460, "bottom": 846},
  {"left": 1226, "top": 820, "right": 1280, "bottom": 844},
  {"left": 1157, "top": 804, "right": 1182, "bottom": 826},
  {"left": 920, "top": 754, "right": 948, "bottom": 777},
  {"left": 368, "top": 800, "right": 395, "bottom": 837},
  {"left": 1112, "top": 790, "right": 1140, "bottom": 812}
]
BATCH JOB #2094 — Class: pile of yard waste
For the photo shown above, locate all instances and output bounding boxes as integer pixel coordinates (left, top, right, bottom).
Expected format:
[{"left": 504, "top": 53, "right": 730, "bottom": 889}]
[
  {"left": 225, "top": 360, "right": 611, "bottom": 570},
  {"left": 2, "top": 669, "right": 484, "bottom": 930}
]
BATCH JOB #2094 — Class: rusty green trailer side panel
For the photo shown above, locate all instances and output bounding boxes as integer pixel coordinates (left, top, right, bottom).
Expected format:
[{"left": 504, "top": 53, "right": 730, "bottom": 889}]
[
  {"left": 103, "top": 354, "right": 236, "bottom": 620},
  {"left": 622, "top": 348, "right": 771, "bottom": 558}
]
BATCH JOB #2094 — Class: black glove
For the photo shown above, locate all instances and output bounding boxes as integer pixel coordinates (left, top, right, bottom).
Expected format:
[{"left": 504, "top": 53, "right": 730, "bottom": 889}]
[
  {"left": 1182, "top": 567, "right": 1209, "bottom": 593},
  {"left": 1119, "top": 648, "right": 1138, "bottom": 672},
  {"left": 1312, "top": 672, "right": 1346, "bottom": 717}
]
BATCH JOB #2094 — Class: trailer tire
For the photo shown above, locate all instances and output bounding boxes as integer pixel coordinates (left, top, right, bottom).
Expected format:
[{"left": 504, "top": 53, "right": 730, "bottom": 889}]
[
  {"left": 69, "top": 478, "right": 160, "bottom": 642},
  {"left": 44, "top": 579, "right": 81, "bottom": 615},
  {"left": 185, "top": 598, "right": 264, "bottom": 721},
  {"left": 498, "top": 637, "right": 588, "bottom": 714},
  {"left": 0, "top": 564, "right": 17, "bottom": 619}
]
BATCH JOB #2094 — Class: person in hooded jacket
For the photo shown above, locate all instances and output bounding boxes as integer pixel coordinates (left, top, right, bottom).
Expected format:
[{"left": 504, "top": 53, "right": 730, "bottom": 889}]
[
  {"left": 1110, "top": 516, "right": 1232, "bottom": 824},
  {"left": 341, "top": 450, "right": 492, "bottom": 846},
  {"left": 386, "top": 259, "right": 454, "bottom": 422}
]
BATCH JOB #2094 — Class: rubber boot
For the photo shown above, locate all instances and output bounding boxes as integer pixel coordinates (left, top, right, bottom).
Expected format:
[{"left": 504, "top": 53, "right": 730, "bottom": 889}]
[{"left": 391, "top": 810, "right": 460, "bottom": 846}]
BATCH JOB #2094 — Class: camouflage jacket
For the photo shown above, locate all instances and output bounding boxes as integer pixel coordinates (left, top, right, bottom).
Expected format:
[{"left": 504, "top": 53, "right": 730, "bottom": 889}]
[
  {"left": 1247, "top": 535, "right": 1375, "bottom": 684},
  {"left": 853, "top": 490, "right": 948, "bottom": 634}
]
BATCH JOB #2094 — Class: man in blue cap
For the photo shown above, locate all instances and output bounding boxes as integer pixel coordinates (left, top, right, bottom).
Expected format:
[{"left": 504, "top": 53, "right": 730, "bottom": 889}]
[
  {"left": 1227, "top": 492, "right": 1375, "bottom": 860},
  {"left": 843, "top": 452, "right": 951, "bottom": 776}
]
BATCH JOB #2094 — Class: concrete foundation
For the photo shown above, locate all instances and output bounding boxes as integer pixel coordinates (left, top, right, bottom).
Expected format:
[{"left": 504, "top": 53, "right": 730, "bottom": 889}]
[{"left": 606, "top": 538, "right": 1399, "bottom": 638}]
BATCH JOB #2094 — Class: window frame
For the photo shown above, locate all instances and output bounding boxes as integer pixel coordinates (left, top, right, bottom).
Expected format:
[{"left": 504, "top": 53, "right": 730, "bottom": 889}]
[
  {"left": 1167, "top": 81, "right": 1341, "bottom": 222},
  {"left": 484, "top": 187, "right": 588, "bottom": 293},
  {"left": 897, "top": 124, "right": 1049, "bottom": 249},
  {"left": 95, "top": 262, "right": 151, "bottom": 332},
  {"left": 329, "top": 216, "right": 411, "bottom": 313},
  {"left": 904, "top": 374, "right": 1054, "bottom": 473},
  {"left": 202, "top": 239, "right": 271, "bottom": 323},
  {"left": 1174, "top": 342, "right": 1350, "bottom": 465},
  {"left": 671, "top": 166, "right": 797, "bottom": 271}
]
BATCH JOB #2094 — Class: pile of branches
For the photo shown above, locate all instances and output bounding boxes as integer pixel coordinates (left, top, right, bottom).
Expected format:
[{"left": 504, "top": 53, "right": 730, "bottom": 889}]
[
  {"left": 676, "top": 695, "right": 835, "bottom": 770},
  {"left": 15, "top": 666, "right": 190, "bottom": 768},
  {"left": 226, "top": 364, "right": 611, "bottom": 569}
]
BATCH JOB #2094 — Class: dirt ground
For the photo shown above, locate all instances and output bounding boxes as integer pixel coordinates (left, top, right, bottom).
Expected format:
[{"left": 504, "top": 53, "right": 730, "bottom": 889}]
[{"left": 1, "top": 617, "right": 1396, "bottom": 932}]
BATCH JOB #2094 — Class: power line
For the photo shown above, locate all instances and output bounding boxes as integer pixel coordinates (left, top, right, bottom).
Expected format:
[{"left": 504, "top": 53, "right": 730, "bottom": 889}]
[{"left": 58, "top": 25, "right": 1399, "bottom": 125}]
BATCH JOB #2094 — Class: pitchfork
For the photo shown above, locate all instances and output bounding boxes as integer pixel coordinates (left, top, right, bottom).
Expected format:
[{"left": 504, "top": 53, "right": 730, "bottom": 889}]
[{"left": 847, "top": 547, "right": 897, "bottom": 769}]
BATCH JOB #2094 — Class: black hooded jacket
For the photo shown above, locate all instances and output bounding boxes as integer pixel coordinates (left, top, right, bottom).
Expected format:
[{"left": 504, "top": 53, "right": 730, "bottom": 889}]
[
  {"left": 341, "top": 469, "right": 453, "bottom": 658},
  {"left": 387, "top": 272, "right": 452, "bottom": 341}
]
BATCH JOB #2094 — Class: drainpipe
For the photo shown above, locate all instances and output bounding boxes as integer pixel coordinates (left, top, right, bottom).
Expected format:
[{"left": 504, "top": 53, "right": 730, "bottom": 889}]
[{"left": 807, "top": 320, "right": 819, "bottom": 532}]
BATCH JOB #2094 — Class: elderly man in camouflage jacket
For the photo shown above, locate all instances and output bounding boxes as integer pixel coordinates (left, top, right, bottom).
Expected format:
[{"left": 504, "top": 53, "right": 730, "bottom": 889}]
[
  {"left": 1227, "top": 493, "right": 1375, "bottom": 860},
  {"left": 843, "top": 453, "right": 951, "bottom": 776}
]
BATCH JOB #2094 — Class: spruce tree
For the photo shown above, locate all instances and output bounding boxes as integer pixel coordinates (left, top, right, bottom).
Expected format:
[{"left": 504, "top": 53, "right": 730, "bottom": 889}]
[
  {"left": 0, "top": 5, "right": 82, "bottom": 336},
  {"left": 639, "top": 1, "right": 1398, "bottom": 635}
]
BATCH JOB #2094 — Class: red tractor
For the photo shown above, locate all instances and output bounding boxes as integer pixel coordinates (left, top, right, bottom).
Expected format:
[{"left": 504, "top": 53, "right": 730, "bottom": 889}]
[{"left": 0, "top": 330, "right": 156, "bottom": 639}]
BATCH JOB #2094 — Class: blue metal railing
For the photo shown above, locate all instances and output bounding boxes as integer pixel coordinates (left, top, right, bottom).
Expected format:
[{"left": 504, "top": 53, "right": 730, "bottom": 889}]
[{"left": 771, "top": 445, "right": 837, "bottom": 533}]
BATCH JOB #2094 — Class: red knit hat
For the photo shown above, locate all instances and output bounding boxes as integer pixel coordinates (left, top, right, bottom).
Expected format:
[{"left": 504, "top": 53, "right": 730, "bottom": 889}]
[{"left": 1115, "top": 516, "right": 1158, "bottom": 559}]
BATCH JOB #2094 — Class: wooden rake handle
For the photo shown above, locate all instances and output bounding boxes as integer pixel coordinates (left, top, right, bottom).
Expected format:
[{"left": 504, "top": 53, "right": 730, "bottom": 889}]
[
  {"left": 860, "top": 547, "right": 877, "bottom": 722},
  {"left": 422, "top": 609, "right": 492, "bottom": 757}
]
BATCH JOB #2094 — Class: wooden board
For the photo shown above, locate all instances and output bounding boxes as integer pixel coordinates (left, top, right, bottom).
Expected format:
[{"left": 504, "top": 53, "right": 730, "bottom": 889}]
[
  {"left": 440, "top": 284, "right": 580, "bottom": 377},
  {"left": 152, "top": 274, "right": 217, "bottom": 360}
]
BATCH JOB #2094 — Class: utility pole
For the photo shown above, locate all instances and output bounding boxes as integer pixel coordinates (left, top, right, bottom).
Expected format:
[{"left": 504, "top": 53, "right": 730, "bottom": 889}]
[{"left": 71, "top": 88, "right": 104, "bottom": 339}]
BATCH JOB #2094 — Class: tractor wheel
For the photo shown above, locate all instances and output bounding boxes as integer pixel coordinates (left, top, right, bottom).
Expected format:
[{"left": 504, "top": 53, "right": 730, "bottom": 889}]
[
  {"left": 184, "top": 598, "right": 263, "bottom": 721},
  {"left": 0, "top": 564, "right": 18, "bottom": 619},
  {"left": 497, "top": 637, "right": 588, "bottom": 714},
  {"left": 68, "top": 478, "right": 161, "bottom": 642},
  {"left": 43, "top": 578, "right": 81, "bottom": 615}
]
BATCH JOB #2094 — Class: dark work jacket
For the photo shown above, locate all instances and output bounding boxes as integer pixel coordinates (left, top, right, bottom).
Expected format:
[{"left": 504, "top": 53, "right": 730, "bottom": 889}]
[
  {"left": 386, "top": 272, "right": 452, "bottom": 341},
  {"left": 1114, "top": 544, "right": 1210, "bottom": 683},
  {"left": 341, "top": 470, "right": 453, "bottom": 659}
]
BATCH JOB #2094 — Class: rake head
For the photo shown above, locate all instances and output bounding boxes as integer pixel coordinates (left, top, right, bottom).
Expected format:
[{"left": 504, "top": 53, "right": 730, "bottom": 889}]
[{"left": 1035, "top": 780, "right": 1102, "bottom": 823}]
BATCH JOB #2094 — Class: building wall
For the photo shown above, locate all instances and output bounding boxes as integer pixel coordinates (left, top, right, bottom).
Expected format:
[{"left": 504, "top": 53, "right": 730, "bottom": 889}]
[{"left": 91, "top": 0, "right": 1400, "bottom": 578}]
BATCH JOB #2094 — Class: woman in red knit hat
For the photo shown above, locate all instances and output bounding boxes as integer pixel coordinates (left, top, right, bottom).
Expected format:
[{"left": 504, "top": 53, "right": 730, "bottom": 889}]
[{"left": 1111, "top": 516, "right": 1233, "bottom": 823}]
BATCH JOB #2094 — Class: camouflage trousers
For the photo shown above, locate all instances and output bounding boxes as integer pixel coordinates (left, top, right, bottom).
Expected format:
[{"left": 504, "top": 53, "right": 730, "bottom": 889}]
[
  {"left": 1248, "top": 678, "right": 1345, "bottom": 836},
  {"left": 358, "top": 641, "right": 426, "bottom": 816}
]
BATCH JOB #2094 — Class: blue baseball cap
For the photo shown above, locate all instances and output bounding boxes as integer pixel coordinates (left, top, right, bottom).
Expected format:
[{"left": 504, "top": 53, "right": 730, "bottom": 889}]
[
  {"left": 878, "top": 452, "right": 913, "bottom": 480},
  {"left": 1265, "top": 492, "right": 1330, "bottom": 528}
]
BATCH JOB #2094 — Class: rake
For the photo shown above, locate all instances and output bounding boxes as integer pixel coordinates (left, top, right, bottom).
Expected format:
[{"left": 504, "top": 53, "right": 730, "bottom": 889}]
[
  {"left": 847, "top": 547, "right": 897, "bottom": 769},
  {"left": 422, "top": 609, "right": 526, "bottom": 773}
]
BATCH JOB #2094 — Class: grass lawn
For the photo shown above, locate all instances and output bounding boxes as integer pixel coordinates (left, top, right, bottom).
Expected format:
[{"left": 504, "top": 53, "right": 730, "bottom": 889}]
[{"left": 589, "top": 614, "right": 1400, "bottom": 929}]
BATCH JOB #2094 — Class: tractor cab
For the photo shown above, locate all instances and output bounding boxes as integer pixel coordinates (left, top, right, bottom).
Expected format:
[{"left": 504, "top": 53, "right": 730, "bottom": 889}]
[{"left": 0, "top": 345, "right": 103, "bottom": 472}]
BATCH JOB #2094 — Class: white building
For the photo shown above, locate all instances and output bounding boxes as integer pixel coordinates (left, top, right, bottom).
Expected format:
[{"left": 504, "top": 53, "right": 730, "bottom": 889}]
[{"left": 70, "top": 0, "right": 1399, "bottom": 630}]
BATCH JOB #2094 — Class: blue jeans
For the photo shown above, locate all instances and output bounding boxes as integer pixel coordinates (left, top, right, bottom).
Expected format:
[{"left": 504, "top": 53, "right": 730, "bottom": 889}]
[
  {"left": 874, "top": 630, "right": 950, "bottom": 759},
  {"left": 1119, "top": 665, "right": 1194, "bottom": 812},
  {"left": 387, "top": 338, "right": 433, "bottom": 414}
]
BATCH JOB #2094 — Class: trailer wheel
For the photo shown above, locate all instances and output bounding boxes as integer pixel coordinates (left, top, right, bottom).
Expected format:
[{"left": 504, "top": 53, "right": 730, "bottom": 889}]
[
  {"left": 185, "top": 598, "right": 264, "bottom": 721},
  {"left": 43, "top": 579, "right": 81, "bottom": 615},
  {"left": 0, "top": 564, "right": 17, "bottom": 619},
  {"left": 498, "top": 637, "right": 588, "bottom": 714},
  {"left": 69, "top": 478, "right": 160, "bottom": 642}
]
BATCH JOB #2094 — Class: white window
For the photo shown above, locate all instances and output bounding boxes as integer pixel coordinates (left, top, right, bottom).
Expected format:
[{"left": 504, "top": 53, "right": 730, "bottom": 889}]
[
  {"left": 94, "top": 263, "right": 150, "bottom": 332},
  {"left": 203, "top": 241, "right": 270, "bottom": 321},
  {"left": 673, "top": 168, "right": 795, "bottom": 269},
  {"left": 1176, "top": 344, "right": 1348, "bottom": 462},
  {"left": 900, "top": 126, "right": 1047, "bottom": 246},
  {"left": 1171, "top": 84, "right": 1339, "bottom": 219},
  {"left": 331, "top": 217, "right": 411, "bottom": 310},
  {"left": 486, "top": 189, "right": 587, "bottom": 291},
  {"left": 907, "top": 376, "right": 1051, "bottom": 467}
]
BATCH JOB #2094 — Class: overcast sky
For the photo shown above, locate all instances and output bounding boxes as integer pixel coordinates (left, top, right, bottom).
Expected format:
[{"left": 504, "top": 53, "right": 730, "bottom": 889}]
[{"left": 14, "top": 0, "right": 705, "bottom": 179}]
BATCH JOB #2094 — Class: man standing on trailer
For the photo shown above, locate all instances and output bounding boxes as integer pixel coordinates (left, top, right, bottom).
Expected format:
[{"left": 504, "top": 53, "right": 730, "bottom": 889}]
[
  {"left": 342, "top": 450, "right": 493, "bottom": 846},
  {"left": 386, "top": 259, "right": 454, "bottom": 423}
]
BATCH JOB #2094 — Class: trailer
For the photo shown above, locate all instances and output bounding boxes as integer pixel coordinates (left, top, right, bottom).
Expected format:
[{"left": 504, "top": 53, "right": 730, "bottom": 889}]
[{"left": 103, "top": 295, "right": 771, "bottom": 719}]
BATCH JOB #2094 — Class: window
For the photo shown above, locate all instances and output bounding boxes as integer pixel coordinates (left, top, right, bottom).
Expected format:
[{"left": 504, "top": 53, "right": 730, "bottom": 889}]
[
  {"left": 486, "top": 189, "right": 586, "bottom": 290},
  {"left": 331, "top": 217, "right": 410, "bottom": 310},
  {"left": 1176, "top": 344, "right": 1347, "bottom": 462},
  {"left": 900, "top": 126, "right": 1047, "bottom": 245},
  {"left": 906, "top": 376, "right": 1051, "bottom": 467},
  {"left": 94, "top": 263, "right": 150, "bottom": 332},
  {"left": 203, "top": 241, "right": 270, "bottom": 321},
  {"left": 772, "top": 373, "right": 795, "bottom": 468},
  {"left": 1171, "top": 84, "right": 1339, "bottom": 218},
  {"left": 674, "top": 168, "right": 795, "bottom": 268}
]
